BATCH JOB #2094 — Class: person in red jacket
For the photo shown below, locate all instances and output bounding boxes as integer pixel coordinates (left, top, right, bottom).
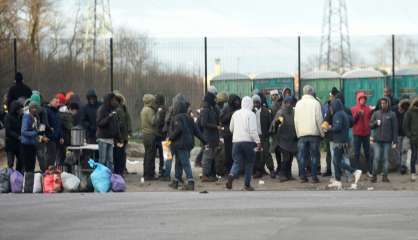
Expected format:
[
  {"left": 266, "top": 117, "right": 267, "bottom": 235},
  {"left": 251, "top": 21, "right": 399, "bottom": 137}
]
[{"left": 351, "top": 91, "right": 373, "bottom": 176}]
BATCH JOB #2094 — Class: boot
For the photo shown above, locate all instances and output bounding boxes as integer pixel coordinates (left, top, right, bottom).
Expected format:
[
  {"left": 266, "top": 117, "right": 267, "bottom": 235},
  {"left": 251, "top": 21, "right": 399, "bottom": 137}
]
[
  {"left": 169, "top": 180, "right": 179, "bottom": 189},
  {"left": 184, "top": 181, "right": 195, "bottom": 191},
  {"left": 382, "top": 175, "right": 390, "bottom": 183},
  {"left": 370, "top": 175, "right": 377, "bottom": 183},
  {"left": 226, "top": 175, "right": 233, "bottom": 190}
]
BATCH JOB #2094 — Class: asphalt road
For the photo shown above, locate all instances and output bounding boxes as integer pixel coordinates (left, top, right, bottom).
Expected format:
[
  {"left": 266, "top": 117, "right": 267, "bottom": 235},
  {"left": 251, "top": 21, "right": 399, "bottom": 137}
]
[{"left": 1, "top": 191, "right": 418, "bottom": 240}]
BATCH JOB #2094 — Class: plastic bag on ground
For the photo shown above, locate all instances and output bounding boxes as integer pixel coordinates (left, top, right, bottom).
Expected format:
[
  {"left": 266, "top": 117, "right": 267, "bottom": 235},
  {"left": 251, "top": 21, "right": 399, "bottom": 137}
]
[
  {"left": 0, "top": 168, "right": 11, "bottom": 193},
  {"left": 10, "top": 170, "right": 23, "bottom": 193},
  {"left": 111, "top": 174, "right": 126, "bottom": 192},
  {"left": 43, "top": 166, "right": 63, "bottom": 193},
  {"left": 23, "top": 172, "right": 34, "bottom": 193},
  {"left": 61, "top": 172, "right": 80, "bottom": 192},
  {"left": 79, "top": 175, "right": 94, "bottom": 192},
  {"left": 88, "top": 159, "right": 111, "bottom": 193},
  {"left": 33, "top": 173, "right": 43, "bottom": 193}
]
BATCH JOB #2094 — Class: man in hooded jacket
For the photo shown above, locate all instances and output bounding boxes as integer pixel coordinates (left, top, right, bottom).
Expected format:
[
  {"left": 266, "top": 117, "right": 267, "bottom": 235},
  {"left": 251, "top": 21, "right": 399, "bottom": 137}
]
[
  {"left": 5, "top": 101, "right": 24, "bottom": 172},
  {"left": 7, "top": 72, "right": 32, "bottom": 111},
  {"left": 403, "top": 96, "right": 418, "bottom": 182},
  {"left": 81, "top": 90, "right": 102, "bottom": 144}
]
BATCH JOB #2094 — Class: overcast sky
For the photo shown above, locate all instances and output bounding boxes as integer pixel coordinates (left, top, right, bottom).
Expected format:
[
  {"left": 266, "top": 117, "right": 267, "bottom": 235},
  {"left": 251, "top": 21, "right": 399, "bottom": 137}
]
[{"left": 107, "top": 0, "right": 418, "bottom": 37}]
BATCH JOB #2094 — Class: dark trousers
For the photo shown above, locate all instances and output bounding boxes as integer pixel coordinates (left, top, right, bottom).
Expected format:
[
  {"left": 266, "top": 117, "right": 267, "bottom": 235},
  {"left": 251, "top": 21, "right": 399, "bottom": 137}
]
[
  {"left": 353, "top": 135, "right": 371, "bottom": 172},
  {"left": 324, "top": 139, "right": 332, "bottom": 173},
  {"left": 114, "top": 143, "right": 127, "bottom": 176},
  {"left": 7, "top": 149, "right": 23, "bottom": 173},
  {"left": 174, "top": 149, "right": 193, "bottom": 182},
  {"left": 224, "top": 135, "right": 233, "bottom": 173},
  {"left": 274, "top": 146, "right": 282, "bottom": 172},
  {"left": 280, "top": 149, "right": 294, "bottom": 179},
  {"left": 297, "top": 136, "right": 321, "bottom": 178},
  {"left": 46, "top": 141, "right": 59, "bottom": 169},
  {"left": 143, "top": 134, "right": 157, "bottom": 178},
  {"left": 21, "top": 144, "right": 37, "bottom": 172},
  {"left": 255, "top": 137, "right": 274, "bottom": 174},
  {"left": 411, "top": 144, "right": 417, "bottom": 174},
  {"left": 155, "top": 137, "right": 165, "bottom": 175}
]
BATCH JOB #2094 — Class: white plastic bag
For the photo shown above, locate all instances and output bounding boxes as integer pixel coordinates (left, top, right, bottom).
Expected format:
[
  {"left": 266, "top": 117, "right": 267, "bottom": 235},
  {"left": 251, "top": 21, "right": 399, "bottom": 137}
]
[
  {"left": 33, "top": 173, "right": 43, "bottom": 193},
  {"left": 61, "top": 172, "right": 80, "bottom": 192}
]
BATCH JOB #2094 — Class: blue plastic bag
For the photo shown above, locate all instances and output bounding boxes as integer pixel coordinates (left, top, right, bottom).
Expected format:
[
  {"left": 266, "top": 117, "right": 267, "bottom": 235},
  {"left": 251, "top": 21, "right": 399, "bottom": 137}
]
[
  {"left": 10, "top": 170, "right": 23, "bottom": 193},
  {"left": 111, "top": 174, "right": 126, "bottom": 192},
  {"left": 88, "top": 159, "right": 111, "bottom": 193}
]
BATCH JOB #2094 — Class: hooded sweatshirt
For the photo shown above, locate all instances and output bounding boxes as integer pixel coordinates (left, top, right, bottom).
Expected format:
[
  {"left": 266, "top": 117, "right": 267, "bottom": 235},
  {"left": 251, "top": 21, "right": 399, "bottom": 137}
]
[
  {"left": 370, "top": 97, "right": 398, "bottom": 143},
  {"left": 220, "top": 94, "right": 241, "bottom": 138},
  {"left": 81, "top": 89, "right": 102, "bottom": 139},
  {"left": 140, "top": 94, "right": 158, "bottom": 136},
  {"left": 200, "top": 92, "right": 219, "bottom": 145},
  {"left": 351, "top": 91, "right": 372, "bottom": 137},
  {"left": 328, "top": 99, "right": 352, "bottom": 144},
  {"left": 229, "top": 96, "right": 260, "bottom": 144},
  {"left": 96, "top": 93, "right": 121, "bottom": 140},
  {"left": 403, "top": 97, "right": 418, "bottom": 145},
  {"left": 271, "top": 98, "right": 298, "bottom": 153}
]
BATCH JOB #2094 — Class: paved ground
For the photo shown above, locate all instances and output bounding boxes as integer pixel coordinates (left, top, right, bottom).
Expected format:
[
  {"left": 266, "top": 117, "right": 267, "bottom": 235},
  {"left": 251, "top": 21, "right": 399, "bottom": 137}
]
[{"left": 1, "top": 191, "right": 418, "bottom": 240}]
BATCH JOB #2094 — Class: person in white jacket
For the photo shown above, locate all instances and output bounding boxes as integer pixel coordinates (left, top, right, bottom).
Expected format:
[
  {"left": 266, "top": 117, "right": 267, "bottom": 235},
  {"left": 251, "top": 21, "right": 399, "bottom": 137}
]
[
  {"left": 294, "top": 85, "right": 324, "bottom": 183},
  {"left": 226, "top": 96, "right": 261, "bottom": 191}
]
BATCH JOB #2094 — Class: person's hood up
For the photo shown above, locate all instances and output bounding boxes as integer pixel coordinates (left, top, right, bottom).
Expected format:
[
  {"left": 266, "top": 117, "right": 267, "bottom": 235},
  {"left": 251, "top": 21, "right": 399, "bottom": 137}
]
[
  {"left": 241, "top": 96, "right": 253, "bottom": 111},
  {"left": 86, "top": 89, "right": 97, "bottom": 99},
  {"left": 113, "top": 90, "right": 126, "bottom": 106},
  {"left": 103, "top": 93, "right": 116, "bottom": 107},
  {"left": 399, "top": 98, "right": 410, "bottom": 111},
  {"left": 172, "top": 93, "right": 187, "bottom": 107},
  {"left": 331, "top": 99, "right": 344, "bottom": 113},
  {"left": 410, "top": 96, "right": 418, "bottom": 111},
  {"left": 204, "top": 92, "right": 216, "bottom": 107},
  {"left": 282, "top": 87, "right": 292, "bottom": 96},
  {"left": 15, "top": 72, "right": 23, "bottom": 83},
  {"left": 282, "top": 96, "right": 294, "bottom": 112},
  {"left": 155, "top": 94, "right": 165, "bottom": 106},
  {"left": 335, "top": 92, "right": 346, "bottom": 105},
  {"left": 252, "top": 94, "right": 261, "bottom": 103},
  {"left": 9, "top": 101, "right": 23, "bottom": 116},
  {"left": 68, "top": 94, "right": 81, "bottom": 106},
  {"left": 143, "top": 94, "right": 155, "bottom": 107},
  {"left": 55, "top": 93, "right": 66, "bottom": 106},
  {"left": 356, "top": 91, "right": 368, "bottom": 105},
  {"left": 228, "top": 94, "right": 241, "bottom": 110},
  {"left": 173, "top": 100, "right": 188, "bottom": 115},
  {"left": 208, "top": 86, "right": 218, "bottom": 95}
]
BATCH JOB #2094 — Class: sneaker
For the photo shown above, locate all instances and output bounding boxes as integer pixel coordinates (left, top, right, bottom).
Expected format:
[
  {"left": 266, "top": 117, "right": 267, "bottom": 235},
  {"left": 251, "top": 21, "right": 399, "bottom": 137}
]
[
  {"left": 328, "top": 180, "right": 342, "bottom": 190},
  {"left": 225, "top": 175, "right": 233, "bottom": 190},
  {"left": 370, "top": 175, "right": 377, "bottom": 183},
  {"left": 169, "top": 181, "right": 179, "bottom": 190},
  {"left": 349, "top": 183, "right": 358, "bottom": 190},
  {"left": 400, "top": 165, "right": 408, "bottom": 175},
  {"left": 329, "top": 177, "right": 336, "bottom": 183},
  {"left": 353, "top": 170, "right": 362, "bottom": 184},
  {"left": 312, "top": 176, "right": 320, "bottom": 183},
  {"left": 242, "top": 185, "right": 255, "bottom": 191},
  {"left": 184, "top": 181, "right": 195, "bottom": 191},
  {"left": 367, "top": 172, "right": 373, "bottom": 178},
  {"left": 382, "top": 175, "right": 390, "bottom": 183},
  {"left": 411, "top": 174, "right": 417, "bottom": 182},
  {"left": 270, "top": 171, "right": 277, "bottom": 179}
]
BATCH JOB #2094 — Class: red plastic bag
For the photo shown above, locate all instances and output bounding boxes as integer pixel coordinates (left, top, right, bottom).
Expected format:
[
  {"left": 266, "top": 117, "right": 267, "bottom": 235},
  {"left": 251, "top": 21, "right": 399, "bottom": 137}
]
[{"left": 43, "top": 166, "right": 62, "bottom": 193}]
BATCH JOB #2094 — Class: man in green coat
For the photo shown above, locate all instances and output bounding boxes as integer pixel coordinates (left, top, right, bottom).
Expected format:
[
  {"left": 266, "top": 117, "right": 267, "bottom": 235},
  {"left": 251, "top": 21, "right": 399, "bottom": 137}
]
[
  {"left": 140, "top": 94, "right": 159, "bottom": 180},
  {"left": 403, "top": 96, "right": 418, "bottom": 182}
]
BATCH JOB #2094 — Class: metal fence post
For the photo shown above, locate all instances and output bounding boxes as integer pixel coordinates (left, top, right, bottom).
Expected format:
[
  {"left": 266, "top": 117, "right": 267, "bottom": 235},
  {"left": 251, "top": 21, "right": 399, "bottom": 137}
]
[
  {"left": 110, "top": 37, "right": 114, "bottom": 92},
  {"left": 392, "top": 34, "right": 395, "bottom": 90},
  {"left": 204, "top": 37, "right": 208, "bottom": 94},
  {"left": 13, "top": 38, "right": 17, "bottom": 76},
  {"left": 298, "top": 36, "right": 301, "bottom": 98}
]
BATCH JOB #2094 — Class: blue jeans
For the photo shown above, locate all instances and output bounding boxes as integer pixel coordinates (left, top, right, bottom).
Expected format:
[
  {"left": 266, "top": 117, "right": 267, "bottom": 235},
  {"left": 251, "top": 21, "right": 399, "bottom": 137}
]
[
  {"left": 174, "top": 149, "right": 193, "bottom": 182},
  {"left": 164, "top": 158, "right": 173, "bottom": 177},
  {"left": 297, "top": 136, "right": 321, "bottom": 178},
  {"left": 98, "top": 140, "right": 114, "bottom": 171},
  {"left": 411, "top": 144, "right": 417, "bottom": 174},
  {"left": 373, "top": 142, "right": 391, "bottom": 176},
  {"left": 333, "top": 143, "right": 355, "bottom": 181},
  {"left": 229, "top": 142, "right": 256, "bottom": 187},
  {"left": 353, "top": 135, "right": 371, "bottom": 173}
]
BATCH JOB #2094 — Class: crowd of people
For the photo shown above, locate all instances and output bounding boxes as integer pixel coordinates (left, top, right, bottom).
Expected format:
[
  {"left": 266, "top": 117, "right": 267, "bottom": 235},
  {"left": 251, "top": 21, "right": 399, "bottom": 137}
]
[{"left": 3, "top": 72, "right": 418, "bottom": 191}]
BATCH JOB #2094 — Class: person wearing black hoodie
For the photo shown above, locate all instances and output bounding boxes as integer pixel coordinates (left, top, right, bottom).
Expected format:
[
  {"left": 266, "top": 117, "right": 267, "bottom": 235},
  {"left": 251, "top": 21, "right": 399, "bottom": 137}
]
[
  {"left": 200, "top": 91, "right": 220, "bottom": 182},
  {"left": 220, "top": 94, "right": 241, "bottom": 174},
  {"left": 6, "top": 72, "right": 32, "bottom": 111},
  {"left": 96, "top": 93, "right": 122, "bottom": 171},
  {"left": 168, "top": 100, "right": 206, "bottom": 190},
  {"left": 81, "top": 90, "right": 102, "bottom": 144},
  {"left": 396, "top": 97, "right": 411, "bottom": 174},
  {"left": 155, "top": 94, "right": 167, "bottom": 177},
  {"left": 5, "top": 101, "right": 24, "bottom": 172}
]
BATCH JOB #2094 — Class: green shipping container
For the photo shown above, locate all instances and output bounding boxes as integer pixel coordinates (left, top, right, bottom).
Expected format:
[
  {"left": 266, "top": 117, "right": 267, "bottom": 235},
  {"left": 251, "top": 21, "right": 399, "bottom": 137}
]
[
  {"left": 342, "top": 69, "right": 386, "bottom": 108},
  {"left": 210, "top": 73, "right": 252, "bottom": 98},
  {"left": 300, "top": 71, "right": 341, "bottom": 103},
  {"left": 253, "top": 72, "right": 294, "bottom": 107},
  {"left": 394, "top": 69, "right": 418, "bottom": 99}
]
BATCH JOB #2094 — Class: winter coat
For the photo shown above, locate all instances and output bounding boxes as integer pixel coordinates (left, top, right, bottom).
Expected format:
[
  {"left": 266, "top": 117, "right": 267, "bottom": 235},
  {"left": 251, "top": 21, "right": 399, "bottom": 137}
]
[
  {"left": 396, "top": 98, "right": 410, "bottom": 137},
  {"left": 140, "top": 94, "right": 158, "bottom": 137},
  {"left": 7, "top": 82, "right": 32, "bottom": 110},
  {"left": 370, "top": 97, "right": 398, "bottom": 143},
  {"left": 81, "top": 90, "right": 102, "bottom": 139},
  {"left": 270, "top": 103, "right": 298, "bottom": 153},
  {"left": 271, "top": 99, "right": 282, "bottom": 117},
  {"left": 96, "top": 93, "right": 121, "bottom": 141},
  {"left": 328, "top": 99, "right": 352, "bottom": 144},
  {"left": 20, "top": 113, "right": 38, "bottom": 145},
  {"left": 200, "top": 92, "right": 220, "bottom": 146},
  {"left": 114, "top": 91, "right": 132, "bottom": 142},
  {"left": 403, "top": 97, "right": 418, "bottom": 145},
  {"left": 168, "top": 101, "right": 205, "bottom": 151},
  {"left": 254, "top": 106, "right": 272, "bottom": 138},
  {"left": 59, "top": 108, "right": 73, "bottom": 147},
  {"left": 229, "top": 96, "right": 260, "bottom": 144},
  {"left": 351, "top": 92, "right": 372, "bottom": 137},
  {"left": 46, "top": 106, "right": 62, "bottom": 142},
  {"left": 219, "top": 94, "right": 241, "bottom": 138},
  {"left": 294, "top": 94, "right": 324, "bottom": 138},
  {"left": 5, "top": 101, "right": 23, "bottom": 152}
]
